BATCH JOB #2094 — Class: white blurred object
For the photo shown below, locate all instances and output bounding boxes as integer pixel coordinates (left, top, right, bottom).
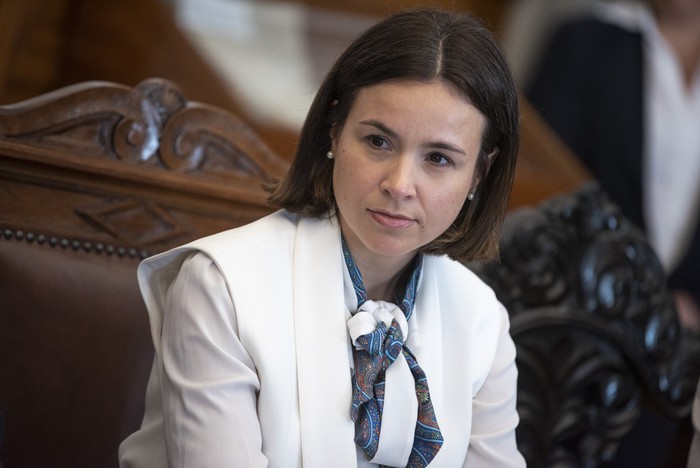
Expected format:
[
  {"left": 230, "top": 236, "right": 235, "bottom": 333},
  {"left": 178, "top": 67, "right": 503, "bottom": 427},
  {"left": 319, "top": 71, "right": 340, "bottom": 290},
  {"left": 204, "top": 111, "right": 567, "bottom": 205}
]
[
  {"left": 502, "top": 0, "right": 602, "bottom": 85},
  {"left": 175, "top": 0, "right": 315, "bottom": 131}
]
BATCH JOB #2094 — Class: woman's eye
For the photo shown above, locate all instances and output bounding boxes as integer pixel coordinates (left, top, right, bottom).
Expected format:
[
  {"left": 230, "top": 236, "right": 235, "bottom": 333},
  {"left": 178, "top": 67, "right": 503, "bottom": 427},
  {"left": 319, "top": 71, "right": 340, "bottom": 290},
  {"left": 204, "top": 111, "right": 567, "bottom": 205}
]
[
  {"left": 427, "top": 152, "right": 453, "bottom": 166},
  {"left": 367, "top": 135, "right": 389, "bottom": 149}
]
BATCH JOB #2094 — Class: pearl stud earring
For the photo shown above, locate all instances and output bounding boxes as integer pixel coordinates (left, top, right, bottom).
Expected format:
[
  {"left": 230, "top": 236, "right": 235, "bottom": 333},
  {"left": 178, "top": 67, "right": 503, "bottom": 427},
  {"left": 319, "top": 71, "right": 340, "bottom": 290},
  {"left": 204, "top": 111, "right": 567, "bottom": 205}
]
[
  {"left": 467, "top": 192, "right": 475, "bottom": 201},
  {"left": 327, "top": 151, "right": 334, "bottom": 159}
]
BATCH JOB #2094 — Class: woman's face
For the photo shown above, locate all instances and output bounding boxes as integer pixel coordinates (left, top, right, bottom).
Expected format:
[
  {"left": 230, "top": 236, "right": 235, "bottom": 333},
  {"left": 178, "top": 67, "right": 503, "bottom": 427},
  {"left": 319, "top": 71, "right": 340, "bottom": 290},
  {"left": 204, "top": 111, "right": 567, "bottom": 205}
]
[{"left": 331, "top": 79, "right": 487, "bottom": 267}]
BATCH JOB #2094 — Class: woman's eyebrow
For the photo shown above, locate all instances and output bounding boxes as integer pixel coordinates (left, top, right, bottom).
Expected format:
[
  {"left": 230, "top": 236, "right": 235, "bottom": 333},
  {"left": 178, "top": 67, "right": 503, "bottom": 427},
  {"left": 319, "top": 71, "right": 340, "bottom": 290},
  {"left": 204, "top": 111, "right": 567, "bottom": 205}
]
[
  {"left": 427, "top": 141, "right": 467, "bottom": 155},
  {"left": 359, "top": 119, "right": 397, "bottom": 139},
  {"left": 359, "top": 118, "right": 467, "bottom": 155}
]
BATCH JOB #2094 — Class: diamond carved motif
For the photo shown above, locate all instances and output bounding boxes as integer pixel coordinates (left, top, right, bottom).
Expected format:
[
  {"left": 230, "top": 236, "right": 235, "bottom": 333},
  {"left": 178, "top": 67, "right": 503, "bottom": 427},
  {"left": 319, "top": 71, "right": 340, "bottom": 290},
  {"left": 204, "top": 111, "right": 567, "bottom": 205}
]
[{"left": 77, "top": 200, "right": 185, "bottom": 247}]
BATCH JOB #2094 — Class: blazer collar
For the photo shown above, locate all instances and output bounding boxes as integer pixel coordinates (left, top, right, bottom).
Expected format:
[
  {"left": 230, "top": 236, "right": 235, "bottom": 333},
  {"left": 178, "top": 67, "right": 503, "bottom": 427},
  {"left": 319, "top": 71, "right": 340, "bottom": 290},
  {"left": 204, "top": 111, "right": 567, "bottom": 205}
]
[
  {"left": 292, "top": 214, "right": 357, "bottom": 466},
  {"left": 412, "top": 256, "right": 445, "bottom": 419}
]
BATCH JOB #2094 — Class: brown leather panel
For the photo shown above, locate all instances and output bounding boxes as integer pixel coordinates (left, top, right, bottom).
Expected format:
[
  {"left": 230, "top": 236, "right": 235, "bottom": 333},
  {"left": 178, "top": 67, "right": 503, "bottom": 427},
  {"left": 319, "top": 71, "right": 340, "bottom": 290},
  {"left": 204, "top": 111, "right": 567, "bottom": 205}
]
[{"left": 0, "top": 239, "right": 153, "bottom": 468}]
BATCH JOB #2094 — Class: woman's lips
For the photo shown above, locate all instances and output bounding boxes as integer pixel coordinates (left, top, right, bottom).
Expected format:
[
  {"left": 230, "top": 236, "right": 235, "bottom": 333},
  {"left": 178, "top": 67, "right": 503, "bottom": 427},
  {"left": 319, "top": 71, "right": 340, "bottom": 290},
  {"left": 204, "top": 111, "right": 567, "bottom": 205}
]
[{"left": 369, "top": 209, "right": 416, "bottom": 228}]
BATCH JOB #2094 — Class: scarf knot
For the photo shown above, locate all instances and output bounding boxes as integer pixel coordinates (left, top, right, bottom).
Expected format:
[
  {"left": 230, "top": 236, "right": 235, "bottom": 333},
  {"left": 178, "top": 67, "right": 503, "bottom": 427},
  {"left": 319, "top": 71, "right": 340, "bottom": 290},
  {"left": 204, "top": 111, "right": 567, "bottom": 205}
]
[{"left": 342, "top": 239, "right": 443, "bottom": 467}]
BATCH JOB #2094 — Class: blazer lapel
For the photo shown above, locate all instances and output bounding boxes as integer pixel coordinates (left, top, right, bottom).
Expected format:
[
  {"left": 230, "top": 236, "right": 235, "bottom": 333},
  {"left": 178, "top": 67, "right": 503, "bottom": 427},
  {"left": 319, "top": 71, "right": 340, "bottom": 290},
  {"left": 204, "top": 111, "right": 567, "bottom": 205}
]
[
  {"left": 292, "top": 214, "right": 357, "bottom": 466},
  {"left": 412, "top": 256, "right": 445, "bottom": 420}
]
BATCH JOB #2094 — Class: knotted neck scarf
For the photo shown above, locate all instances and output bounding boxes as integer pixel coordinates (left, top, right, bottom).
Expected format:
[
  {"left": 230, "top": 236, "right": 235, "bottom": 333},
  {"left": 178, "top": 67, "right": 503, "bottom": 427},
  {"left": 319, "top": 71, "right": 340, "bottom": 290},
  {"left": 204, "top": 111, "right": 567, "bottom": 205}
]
[{"left": 342, "top": 238, "right": 443, "bottom": 467}]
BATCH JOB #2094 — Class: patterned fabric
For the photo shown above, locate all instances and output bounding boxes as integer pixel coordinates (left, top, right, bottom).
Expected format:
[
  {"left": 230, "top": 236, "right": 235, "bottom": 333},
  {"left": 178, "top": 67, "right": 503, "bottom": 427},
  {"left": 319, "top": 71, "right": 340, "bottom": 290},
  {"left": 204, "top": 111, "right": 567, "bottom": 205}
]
[{"left": 342, "top": 238, "right": 443, "bottom": 467}]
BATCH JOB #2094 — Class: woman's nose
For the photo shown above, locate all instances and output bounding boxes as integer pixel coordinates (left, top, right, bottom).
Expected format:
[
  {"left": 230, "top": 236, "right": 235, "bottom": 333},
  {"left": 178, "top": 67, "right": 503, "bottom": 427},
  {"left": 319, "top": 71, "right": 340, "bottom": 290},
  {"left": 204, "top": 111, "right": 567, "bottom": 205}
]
[{"left": 379, "top": 155, "right": 417, "bottom": 200}]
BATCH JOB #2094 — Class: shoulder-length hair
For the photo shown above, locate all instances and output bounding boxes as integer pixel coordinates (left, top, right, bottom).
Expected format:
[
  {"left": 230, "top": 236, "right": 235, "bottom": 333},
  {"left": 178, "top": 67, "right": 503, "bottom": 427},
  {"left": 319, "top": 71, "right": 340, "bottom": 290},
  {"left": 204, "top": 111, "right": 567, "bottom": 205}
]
[{"left": 268, "top": 8, "right": 520, "bottom": 262}]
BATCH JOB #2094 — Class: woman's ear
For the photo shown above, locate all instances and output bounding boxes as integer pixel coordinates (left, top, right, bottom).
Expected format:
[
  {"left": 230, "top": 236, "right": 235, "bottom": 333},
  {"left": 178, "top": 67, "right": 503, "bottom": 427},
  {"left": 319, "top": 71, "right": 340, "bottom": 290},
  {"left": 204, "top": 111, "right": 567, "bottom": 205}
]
[
  {"left": 484, "top": 147, "right": 499, "bottom": 177},
  {"left": 470, "top": 148, "right": 499, "bottom": 194},
  {"left": 329, "top": 123, "right": 340, "bottom": 152}
]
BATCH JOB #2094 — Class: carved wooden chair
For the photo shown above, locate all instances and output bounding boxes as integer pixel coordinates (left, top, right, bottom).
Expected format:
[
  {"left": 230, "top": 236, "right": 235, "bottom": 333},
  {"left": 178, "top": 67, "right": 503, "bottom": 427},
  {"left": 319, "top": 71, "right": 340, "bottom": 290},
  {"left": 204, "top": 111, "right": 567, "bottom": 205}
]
[
  {"left": 472, "top": 184, "right": 700, "bottom": 467},
  {"left": 3, "top": 77, "right": 698, "bottom": 468},
  {"left": 0, "top": 78, "right": 288, "bottom": 468}
]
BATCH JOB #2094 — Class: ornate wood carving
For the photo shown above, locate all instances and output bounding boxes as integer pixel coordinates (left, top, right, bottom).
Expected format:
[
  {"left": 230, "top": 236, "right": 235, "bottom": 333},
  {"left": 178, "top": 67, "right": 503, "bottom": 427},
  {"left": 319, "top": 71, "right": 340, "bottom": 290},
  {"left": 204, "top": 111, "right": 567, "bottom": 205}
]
[
  {"left": 0, "top": 78, "right": 290, "bottom": 255},
  {"left": 0, "top": 78, "right": 288, "bottom": 177},
  {"left": 472, "top": 184, "right": 700, "bottom": 467}
]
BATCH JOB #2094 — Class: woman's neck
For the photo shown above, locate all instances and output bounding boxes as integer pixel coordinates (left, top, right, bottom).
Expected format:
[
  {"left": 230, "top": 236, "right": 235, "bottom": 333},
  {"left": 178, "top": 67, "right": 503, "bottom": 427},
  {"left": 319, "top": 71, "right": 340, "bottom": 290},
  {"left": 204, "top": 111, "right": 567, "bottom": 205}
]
[{"left": 351, "top": 250, "right": 417, "bottom": 302}]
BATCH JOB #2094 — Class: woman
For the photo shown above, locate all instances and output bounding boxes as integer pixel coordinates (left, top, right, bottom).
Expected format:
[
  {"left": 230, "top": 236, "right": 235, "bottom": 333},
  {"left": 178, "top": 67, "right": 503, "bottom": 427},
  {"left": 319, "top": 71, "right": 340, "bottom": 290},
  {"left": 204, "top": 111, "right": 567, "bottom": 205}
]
[{"left": 120, "top": 8, "right": 524, "bottom": 467}]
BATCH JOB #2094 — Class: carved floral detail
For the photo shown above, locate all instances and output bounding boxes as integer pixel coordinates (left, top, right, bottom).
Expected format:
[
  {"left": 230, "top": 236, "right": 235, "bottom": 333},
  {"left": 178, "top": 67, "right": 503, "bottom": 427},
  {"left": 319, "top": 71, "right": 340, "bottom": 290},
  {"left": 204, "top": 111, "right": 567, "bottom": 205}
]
[
  {"left": 0, "top": 78, "right": 289, "bottom": 180},
  {"left": 473, "top": 184, "right": 700, "bottom": 467}
]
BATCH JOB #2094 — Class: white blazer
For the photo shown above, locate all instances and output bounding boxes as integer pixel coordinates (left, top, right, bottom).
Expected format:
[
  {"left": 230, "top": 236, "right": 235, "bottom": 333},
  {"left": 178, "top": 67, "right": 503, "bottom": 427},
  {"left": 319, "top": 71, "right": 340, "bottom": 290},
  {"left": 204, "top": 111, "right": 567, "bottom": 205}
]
[{"left": 119, "top": 210, "right": 525, "bottom": 467}]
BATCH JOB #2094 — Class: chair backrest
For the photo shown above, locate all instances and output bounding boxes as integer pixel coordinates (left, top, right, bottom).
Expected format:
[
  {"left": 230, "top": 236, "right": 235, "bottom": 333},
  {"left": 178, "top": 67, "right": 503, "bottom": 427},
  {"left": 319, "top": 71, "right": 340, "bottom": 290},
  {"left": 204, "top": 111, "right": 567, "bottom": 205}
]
[
  {"left": 0, "top": 78, "right": 289, "bottom": 468},
  {"left": 472, "top": 183, "right": 700, "bottom": 467}
]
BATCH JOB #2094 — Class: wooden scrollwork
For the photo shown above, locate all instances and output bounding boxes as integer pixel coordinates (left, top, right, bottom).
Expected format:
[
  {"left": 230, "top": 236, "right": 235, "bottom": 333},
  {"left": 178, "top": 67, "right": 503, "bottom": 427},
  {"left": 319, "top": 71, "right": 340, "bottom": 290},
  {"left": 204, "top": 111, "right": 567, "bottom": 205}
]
[
  {"left": 0, "top": 78, "right": 289, "bottom": 181},
  {"left": 0, "top": 81, "right": 162, "bottom": 162},
  {"left": 472, "top": 183, "right": 700, "bottom": 467},
  {"left": 0, "top": 78, "right": 289, "bottom": 254}
]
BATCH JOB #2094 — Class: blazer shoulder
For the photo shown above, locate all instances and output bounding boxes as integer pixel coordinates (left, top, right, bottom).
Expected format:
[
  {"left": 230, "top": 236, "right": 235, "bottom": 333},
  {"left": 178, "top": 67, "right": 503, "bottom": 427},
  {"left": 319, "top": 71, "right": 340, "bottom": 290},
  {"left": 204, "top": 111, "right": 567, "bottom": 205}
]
[
  {"left": 138, "top": 210, "right": 299, "bottom": 294},
  {"left": 428, "top": 255, "right": 499, "bottom": 305},
  {"left": 193, "top": 210, "right": 300, "bottom": 250}
]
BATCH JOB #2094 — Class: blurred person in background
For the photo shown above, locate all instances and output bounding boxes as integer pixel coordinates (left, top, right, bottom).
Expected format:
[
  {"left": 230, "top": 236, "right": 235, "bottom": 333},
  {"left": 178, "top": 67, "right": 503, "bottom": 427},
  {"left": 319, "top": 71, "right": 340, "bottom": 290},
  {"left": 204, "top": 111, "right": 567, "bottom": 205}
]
[
  {"left": 523, "top": 0, "right": 700, "bottom": 466},
  {"left": 526, "top": 0, "right": 700, "bottom": 329}
]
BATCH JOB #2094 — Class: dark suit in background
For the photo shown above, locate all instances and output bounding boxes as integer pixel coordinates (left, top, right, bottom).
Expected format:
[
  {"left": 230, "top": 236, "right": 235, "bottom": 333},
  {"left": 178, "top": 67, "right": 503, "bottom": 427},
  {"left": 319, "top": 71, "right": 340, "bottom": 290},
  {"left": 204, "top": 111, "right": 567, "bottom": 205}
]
[{"left": 526, "top": 17, "right": 700, "bottom": 310}]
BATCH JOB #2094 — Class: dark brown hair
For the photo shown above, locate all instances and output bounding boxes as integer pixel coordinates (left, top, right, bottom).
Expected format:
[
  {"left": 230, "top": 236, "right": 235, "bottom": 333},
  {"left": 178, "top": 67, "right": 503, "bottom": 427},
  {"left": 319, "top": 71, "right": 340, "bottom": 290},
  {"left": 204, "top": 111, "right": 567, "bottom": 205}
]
[{"left": 268, "top": 8, "right": 520, "bottom": 262}]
